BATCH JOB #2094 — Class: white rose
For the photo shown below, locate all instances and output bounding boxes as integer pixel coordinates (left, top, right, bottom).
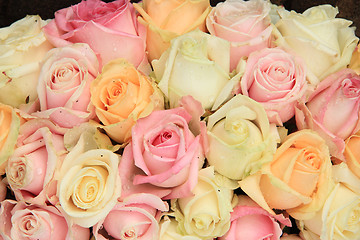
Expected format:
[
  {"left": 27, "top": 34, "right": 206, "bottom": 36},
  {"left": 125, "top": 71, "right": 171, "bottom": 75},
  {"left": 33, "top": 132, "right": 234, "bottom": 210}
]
[
  {"left": 57, "top": 134, "right": 121, "bottom": 227},
  {"left": 0, "top": 15, "right": 53, "bottom": 107},
  {"left": 273, "top": 5, "right": 359, "bottom": 85},
  {"left": 153, "top": 29, "right": 231, "bottom": 110},
  {"left": 172, "top": 167, "right": 233, "bottom": 239},
  {"left": 206, "top": 94, "right": 277, "bottom": 180}
]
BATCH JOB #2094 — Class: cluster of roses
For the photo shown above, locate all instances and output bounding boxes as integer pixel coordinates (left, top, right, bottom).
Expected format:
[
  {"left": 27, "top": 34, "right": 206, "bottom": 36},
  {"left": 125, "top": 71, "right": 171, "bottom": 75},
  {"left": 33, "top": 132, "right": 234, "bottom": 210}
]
[{"left": 0, "top": 0, "right": 360, "bottom": 239}]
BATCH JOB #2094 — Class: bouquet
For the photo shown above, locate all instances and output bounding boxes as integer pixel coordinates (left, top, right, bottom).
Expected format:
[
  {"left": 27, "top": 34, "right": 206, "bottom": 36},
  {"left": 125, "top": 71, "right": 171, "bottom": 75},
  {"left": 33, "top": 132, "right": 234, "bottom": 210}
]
[{"left": 0, "top": 0, "right": 360, "bottom": 239}]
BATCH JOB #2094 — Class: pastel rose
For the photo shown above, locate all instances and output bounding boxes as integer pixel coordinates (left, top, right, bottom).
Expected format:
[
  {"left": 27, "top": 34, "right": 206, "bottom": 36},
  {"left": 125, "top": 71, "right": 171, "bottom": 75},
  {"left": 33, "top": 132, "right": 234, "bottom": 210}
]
[
  {"left": 0, "top": 15, "right": 53, "bottom": 107},
  {"left": 0, "top": 103, "right": 20, "bottom": 174},
  {"left": 32, "top": 43, "right": 99, "bottom": 128},
  {"left": 349, "top": 43, "right": 360, "bottom": 74},
  {"left": 344, "top": 132, "right": 360, "bottom": 178},
  {"left": 93, "top": 193, "right": 168, "bottom": 240},
  {"left": 206, "top": 94, "right": 277, "bottom": 180},
  {"left": 90, "top": 58, "right": 164, "bottom": 144},
  {"left": 240, "top": 130, "right": 334, "bottom": 220},
  {"left": 173, "top": 167, "right": 233, "bottom": 239},
  {"left": 206, "top": 0, "right": 273, "bottom": 71},
  {"left": 57, "top": 135, "right": 121, "bottom": 227},
  {"left": 273, "top": 5, "right": 359, "bottom": 85},
  {"left": 219, "top": 195, "right": 291, "bottom": 240},
  {"left": 43, "top": 0, "right": 150, "bottom": 73},
  {"left": 6, "top": 119, "right": 67, "bottom": 205},
  {"left": 332, "top": 162, "right": 360, "bottom": 195},
  {"left": 0, "top": 200, "right": 90, "bottom": 240},
  {"left": 299, "top": 183, "right": 360, "bottom": 240},
  {"left": 159, "top": 215, "right": 204, "bottom": 240},
  {"left": 280, "top": 235, "right": 303, "bottom": 240},
  {"left": 238, "top": 47, "right": 307, "bottom": 126},
  {"left": 153, "top": 30, "right": 231, "bottom": 110},
  {"left": 0, "top": 177, "right": 6, "bottom": 202},
  {"left": 295, "top": 68, "right": 360, "bottom": 160},
  {"left": 134, "top": 0, "right": 211, "bottom": 61}
]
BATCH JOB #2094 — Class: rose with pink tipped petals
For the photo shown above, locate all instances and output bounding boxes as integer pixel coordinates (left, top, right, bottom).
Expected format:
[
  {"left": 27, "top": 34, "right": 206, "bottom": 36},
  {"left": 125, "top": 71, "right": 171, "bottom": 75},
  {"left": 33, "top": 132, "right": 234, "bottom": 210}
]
[
  {"left": 239, "top": 48, "right": 307, "bottom": 126},
  {"left": 43, "top": 0, "right": 150, "bottom": 73},
  {"left": 93, "top": 193, "right": 168, "bottom": 240},
  {"left": 206, "top": 0, "right": 273, "bottom": 71},
  {"left": 121, "top": 96, "right": 205, "bottom": 200},
  {"left": 0, "top": 200, "right": 90, "bottom": 240},
  {"left": 5, "top": 119, "right": 67, "bottom": 205},
  {"left": 32, "top": 43, "right": 98, "bottom": 128},
  {"left": 219, "top": 195, "right": 291, "bottom": 240},
  {"left": 296, "top": 68, "right": 360, "bottom": 159}
]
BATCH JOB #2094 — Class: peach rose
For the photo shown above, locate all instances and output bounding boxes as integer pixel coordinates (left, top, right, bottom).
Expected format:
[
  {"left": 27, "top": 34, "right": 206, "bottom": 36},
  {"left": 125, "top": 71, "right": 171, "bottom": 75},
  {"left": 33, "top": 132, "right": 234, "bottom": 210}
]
[
  {"left": 344, "top": 132, "right": 360, "bottom": 178},
  {"left": 33, "top": 43, "right": 99, "bottom": 128},
  {"left": 0, "top": 177, "right": 6, "bottom": 202},
  {"left": 0, "top": 103, "right": 20, "bottom": 174},
  {"left": 240, "top": 130, "right": 334, "bottom": 220},
  {"left": 133, "top": 0, "right": 211, "bottom": 61},
  {"left": 206, "top": 0, "right": 273, "bottom": 71},
  {"left": 0, "top": 200, "right": 89, "bottom": 240},
  {"left": 90, "top": 58, "right": 164, "bottom": 144},
  {"left": 5, "top": 119, "right": 67, "bottom": 205},
  {"left": 349, "top": 43, "right": 360, "bottom": 74}
]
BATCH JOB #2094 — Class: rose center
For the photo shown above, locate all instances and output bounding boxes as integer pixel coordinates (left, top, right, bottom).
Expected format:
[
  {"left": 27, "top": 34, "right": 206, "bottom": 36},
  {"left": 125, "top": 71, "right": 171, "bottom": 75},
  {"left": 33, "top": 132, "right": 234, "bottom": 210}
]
[
  {"left": 20, "top": 215, "right": 38, "bottom": 235},
  {"left": 8, "top": 158, "right": 27, "bottom": 189},
  {"left": 342, "top": 77, "right": 360, "bottom": 98},
  {"left": 122, "top": 227, "right": 137, "bottom": 240}
]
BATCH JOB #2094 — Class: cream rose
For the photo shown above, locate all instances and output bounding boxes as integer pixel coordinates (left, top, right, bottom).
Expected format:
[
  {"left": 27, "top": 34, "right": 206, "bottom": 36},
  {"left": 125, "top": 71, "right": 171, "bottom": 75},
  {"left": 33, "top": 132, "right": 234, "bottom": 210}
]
[
  {"left": 299, "top": 183, "right": 360, "bottom": 240},
  {"left": 344, "top": 132, "right": 360, "bottom": 178},
  {"left": 0, "top": 15, "right": 53, "bottom": 107},
  {"left": 273, "top": 5, "right": 359, "bottom": 85},
  {"left": 57, "top": 134, "right": 121, "bottom": 227},
  {"left": 134, "top": 0, "right": 211, "bottom": 61},
  {"left": 153, "top": 29, "right": 232, "bottom": 110},
  {"left": 0, "top": 103, "right": 20, "bottom": 174},
  {"left": 90, "top": 58, "right": 164, "bottom": 144},
  {"left": 172, "top": 167, "right": 233, "bottom": 239},
  {"left": 206, "top": 94, "right": 277, "bottom": 180},
  {"left": 159, "top": 215, "right": 203, "bottom": 240}
]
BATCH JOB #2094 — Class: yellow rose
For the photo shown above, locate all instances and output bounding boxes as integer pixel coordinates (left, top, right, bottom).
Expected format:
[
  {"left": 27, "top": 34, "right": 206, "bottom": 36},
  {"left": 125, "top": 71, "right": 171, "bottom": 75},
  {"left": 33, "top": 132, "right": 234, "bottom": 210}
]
[
  {"left": 133, "top": 0, "right": 211, "bottom": 61},
  {"left": 57, "top": 134, "right": 121, "bottom": 227},
  {"left": 273, "top": 5, "right": 358, "bottom": 85},
  {"left": 0, "top": 15, "right": 53, "bottom": 107},
  {"left": 90, "top": 58, "right": 164, "bottom": 144},
  {"left": 344, "top": 132, "right": 360, "bottom": 178},
  {"left": 0, "top": 103, "right": 20, "bottom": 174},
  {"left": 172, "top": 167, "right": 233, "bottom": 239},
  {"left": 159, "top": 215, "right": 202, "bottom": 240},
  {"left": 240, "top": 130, "right": 334, "bottom": 220},
  {"left": 299, "top": 183, "right": 360, "bottom": 240},
  {"left": 206, "top": 94, "right": 277, "bottom": 180}
]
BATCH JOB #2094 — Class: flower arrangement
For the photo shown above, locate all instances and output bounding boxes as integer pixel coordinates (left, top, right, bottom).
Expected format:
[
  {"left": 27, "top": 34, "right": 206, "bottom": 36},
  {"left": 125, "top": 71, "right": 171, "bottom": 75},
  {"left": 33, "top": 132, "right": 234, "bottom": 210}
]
[{"left": 0, "top": 0, "right": 359, "bottom": 239}]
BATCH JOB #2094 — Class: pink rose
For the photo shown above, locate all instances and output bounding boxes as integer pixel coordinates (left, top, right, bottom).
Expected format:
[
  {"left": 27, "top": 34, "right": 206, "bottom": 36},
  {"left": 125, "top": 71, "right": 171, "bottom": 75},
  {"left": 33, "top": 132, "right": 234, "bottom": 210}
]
[
  {"left": 5, "top": 119, "right": 67, "bottom": 205},
  {"left": 93, "top": 193, "right": 168, "bottom": 240},
  {"left": 119, "top": 96, "right": 206, "bottom": 200},
  {"left": 0, "top": 177, "right": 6, "bottom": 202},
  {"left": 296, "top": 68, "right": 360, "bottom": 159},
  {"left": 238, "top": 48, "right": 307, "bottom": 126},
  {"left": 219, "top": 195, "right": 291, "bottom": 240},
  {"left": 33, "top": 43, "right": 98, "bottom": 128},
  {"left": 43, "top": 0, "right": 150, "bottom": 72},
  {"left": 0, "top": 200, "right": 89, "bottom": 240},
  {"left": 206, "top": 0, "right": 273, "bottom": 70}
]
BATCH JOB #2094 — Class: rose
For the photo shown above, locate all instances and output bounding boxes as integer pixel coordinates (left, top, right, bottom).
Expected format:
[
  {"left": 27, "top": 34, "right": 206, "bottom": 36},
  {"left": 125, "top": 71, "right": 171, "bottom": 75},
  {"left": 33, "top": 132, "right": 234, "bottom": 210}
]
[
  {"left": 172, "top": 167, "right": 233, "bottom": 239},
  {"left": 273, "top": 4, "right": 359, "bottom": 85},
  {"left": 344, "top": 132, "right": 360, "bottom": 178},
  {"left": 153, "top": 29, "right": 231, "bottom": 110},
  {"left": 240, "top": 130, "right": 334, "bottom": 220},
  {"left": 159, "top": 215, "right": 204, "bottom": 240},
  {"left": 133, "top": 0, "right": 211, "bottom": 61},
  {"left": 0, "top": 103, "right": 20, "bottom": 174},
  {"left": 93, "top": 193, "right": 168, "bottom": 240},
  {"left": 121, "top": 96, "right": 205, "bottom": 200},
  {"left": 219, "top": 195, "right": 291, "bottom": 240},
  {"left": 90, "top": 58, "right": 164, "bottom": 144},
  {"left": 0, "top": 15, "right": 53, "bottom": 107},
  {"left": 0, "top": 200, "right": 90, "bottom": 240},
  {"left": 0, "top": 177, "right": 6, "bottom": 202},
  {"left": 206, "top": 0, "right": 273, "bottom": 71},
  {"left": 43, "top": 0, "right": 150, "bottom": 72},
  {"left": 5, "top": 119, "right": 67, "bottom": 205},
  {"left": 57, "top": 134, "right": 121, "bottom": 227},
  {"left": 280, "top": 235, "right": 303, "bottom": 240},
  {"left": 31, "top": 43, "right": 99, "bottom": 128},
  {"left": 206, "top": 94, "right": 277, "bottom": 180},
  {"left": 299, "top": 183, "right": 360, "bottom": 240},
  {"left": 238, "top": 47, "right": 308, "bottom": 126},
  {"left": 295, "top": 68, "right": 360, "bottom": 160},
  {"left": 349, "top": 43, "right": 360, "bottom": 74}
]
